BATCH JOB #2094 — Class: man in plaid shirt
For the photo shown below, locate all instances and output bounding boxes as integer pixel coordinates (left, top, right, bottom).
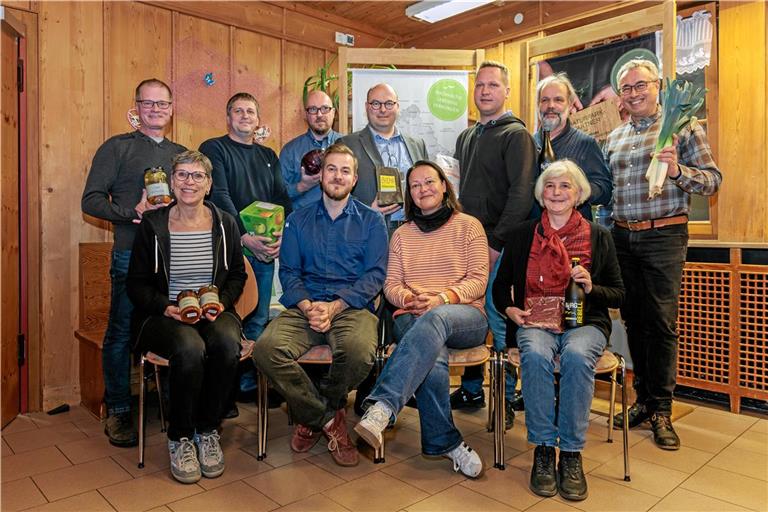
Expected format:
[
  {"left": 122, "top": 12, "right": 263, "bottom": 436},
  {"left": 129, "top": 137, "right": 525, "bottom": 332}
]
[{"left": 605, "top": 59, "right": 721, "bottom": 450}]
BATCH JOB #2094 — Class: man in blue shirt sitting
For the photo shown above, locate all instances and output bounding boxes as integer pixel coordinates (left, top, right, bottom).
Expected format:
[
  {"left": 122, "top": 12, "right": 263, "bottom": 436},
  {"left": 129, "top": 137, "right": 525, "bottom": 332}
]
[
  {"left": 279, "top": 90, "right": 341, "bottom": 210},
  {"left": 253, "top": 143, "right": 388, "bottom": 468}
]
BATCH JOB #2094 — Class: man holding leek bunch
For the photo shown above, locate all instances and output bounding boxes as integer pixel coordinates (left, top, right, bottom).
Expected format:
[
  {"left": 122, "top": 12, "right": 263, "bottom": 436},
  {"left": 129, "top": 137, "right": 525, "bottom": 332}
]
[{"left": 605, "top": 58, "right": 721, "bottom": 450}]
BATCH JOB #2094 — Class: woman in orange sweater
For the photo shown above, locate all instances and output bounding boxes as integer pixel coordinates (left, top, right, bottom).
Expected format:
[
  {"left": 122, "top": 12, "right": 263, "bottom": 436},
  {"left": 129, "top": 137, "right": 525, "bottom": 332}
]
[{"left": 354, "top": 161, "right": 489, "bottom": 478}]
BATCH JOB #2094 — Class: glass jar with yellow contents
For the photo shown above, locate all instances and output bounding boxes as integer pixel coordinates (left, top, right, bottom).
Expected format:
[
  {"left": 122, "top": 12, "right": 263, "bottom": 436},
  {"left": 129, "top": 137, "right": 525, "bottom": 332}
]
[{"left": 144, "top": 166, "right": 172, "bottom": 205}]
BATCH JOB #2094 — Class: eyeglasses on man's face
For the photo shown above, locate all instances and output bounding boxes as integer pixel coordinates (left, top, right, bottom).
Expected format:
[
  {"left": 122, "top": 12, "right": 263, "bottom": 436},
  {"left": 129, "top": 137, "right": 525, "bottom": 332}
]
[
  {"left": 137, "top": 99, "right": 172, "bottom": 110},
  {"left": 619, "top": 80, "right": 655, "bottom": 96},
  {"left": 306, "top": 105, "right": 333, "bottom": 115},
  {"left": 367, "top": 100, "right": 398, "bottom": 111},
  {"left": 173, "top": 170, "right": 208, "bottom": 183}
]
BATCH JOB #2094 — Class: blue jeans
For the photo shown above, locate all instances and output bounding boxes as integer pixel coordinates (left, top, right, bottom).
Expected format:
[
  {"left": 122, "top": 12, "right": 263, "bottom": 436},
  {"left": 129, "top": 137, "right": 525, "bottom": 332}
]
[
  {"left": 612, "top": 224, "right": 688, "bottom": 414},
  {"left": 517, "top": 326, "right": 606, "bottom": 452},
  {"left": 244, "top": 256, "right": 275, "bottom": 341},
  {"left": 367, "top": 305, "right": 488, "bottom": 455},
  {"left": 103, "top": 249, "right": 133, "bottom": 416},
  {"left": 461, "top": 253, "right": 516, "bottom": 399}
]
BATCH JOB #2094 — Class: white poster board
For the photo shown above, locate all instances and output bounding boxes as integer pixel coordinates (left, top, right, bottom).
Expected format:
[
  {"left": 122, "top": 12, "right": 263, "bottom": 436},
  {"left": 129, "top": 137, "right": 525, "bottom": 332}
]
[{"left": 350, "top": 69, "right": 469, "bottom": 160}]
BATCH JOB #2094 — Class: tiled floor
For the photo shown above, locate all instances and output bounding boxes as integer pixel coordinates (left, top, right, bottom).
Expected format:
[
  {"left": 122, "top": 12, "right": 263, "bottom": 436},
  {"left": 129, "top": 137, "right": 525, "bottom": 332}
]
[{"left": 2, "top": 396, "right": 766, "bottom": 512}]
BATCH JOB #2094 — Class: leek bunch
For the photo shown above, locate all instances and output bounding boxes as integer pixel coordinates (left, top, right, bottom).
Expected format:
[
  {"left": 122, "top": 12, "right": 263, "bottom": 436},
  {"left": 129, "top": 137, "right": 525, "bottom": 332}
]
[{"left": 646, "top": 78, "right": 707, "bottom": 199}]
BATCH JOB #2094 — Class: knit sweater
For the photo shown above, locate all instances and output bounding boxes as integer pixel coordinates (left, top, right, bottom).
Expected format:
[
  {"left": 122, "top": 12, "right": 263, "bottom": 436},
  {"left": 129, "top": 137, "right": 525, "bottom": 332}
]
[
  {"left": 533, "top": 121, "right": 613, "bottom": 219},
  {"left": 81, "top": 131, "right": 187, "bottom": 250},
  {"left": 384, "top": 212, "right": 489, "bottom": 314},
  {"left": 199, "top": 135, "right": 292, "bottom": 235},
  {"left": 454, "top": 114, "right": 538, "bottom": 251}
]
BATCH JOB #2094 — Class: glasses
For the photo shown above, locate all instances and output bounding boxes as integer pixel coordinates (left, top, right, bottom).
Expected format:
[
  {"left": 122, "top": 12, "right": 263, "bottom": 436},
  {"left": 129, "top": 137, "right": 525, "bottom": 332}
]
[
  {"left": 409, "top": 178, "right": 438, "bottom": 192},
  {"left": 173, "top": 170, "right": 208, "bottom": 183},
  {"left": 619, "top": 80, "right": 654, "bottom": 96},
  {"left": 137, "top": 99, "right": 172, "bottom": 110},
  {"left": 306, "top": 105, "right": 333, "bottom": 115},
  {"left": 368, "top": 100, "right": 397, "bottom": 111}
]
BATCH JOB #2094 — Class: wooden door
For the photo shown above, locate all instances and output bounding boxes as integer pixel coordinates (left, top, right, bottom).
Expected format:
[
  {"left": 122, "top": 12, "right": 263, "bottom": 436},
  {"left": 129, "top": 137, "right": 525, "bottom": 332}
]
[{"left": 1, "top": 18, "right": 21, "bottom": 427}]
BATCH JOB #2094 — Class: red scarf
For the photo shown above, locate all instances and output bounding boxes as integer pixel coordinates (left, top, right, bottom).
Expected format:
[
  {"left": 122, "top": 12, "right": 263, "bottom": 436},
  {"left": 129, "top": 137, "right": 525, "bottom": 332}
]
[{"left": 526, "top": 210, "right": 592, "bottom": 299}]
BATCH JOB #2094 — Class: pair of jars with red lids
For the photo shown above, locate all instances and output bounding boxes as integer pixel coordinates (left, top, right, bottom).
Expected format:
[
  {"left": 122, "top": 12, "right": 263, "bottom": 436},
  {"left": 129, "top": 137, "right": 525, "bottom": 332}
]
[{"left": 177, "top": 285, "right": 222, "bottom": 323}]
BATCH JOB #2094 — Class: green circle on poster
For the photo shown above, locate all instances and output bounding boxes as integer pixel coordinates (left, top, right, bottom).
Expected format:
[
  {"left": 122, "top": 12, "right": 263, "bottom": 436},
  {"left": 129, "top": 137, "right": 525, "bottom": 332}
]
[{"left": 427, "top": 79, "right": 467, "bottom": 121}]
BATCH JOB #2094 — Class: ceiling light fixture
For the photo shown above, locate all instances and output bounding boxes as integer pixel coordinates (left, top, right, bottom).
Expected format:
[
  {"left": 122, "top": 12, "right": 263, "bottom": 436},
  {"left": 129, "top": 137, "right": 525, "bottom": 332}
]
[{"left": 405, "top": 0, "right": 497, "bottom": 24}]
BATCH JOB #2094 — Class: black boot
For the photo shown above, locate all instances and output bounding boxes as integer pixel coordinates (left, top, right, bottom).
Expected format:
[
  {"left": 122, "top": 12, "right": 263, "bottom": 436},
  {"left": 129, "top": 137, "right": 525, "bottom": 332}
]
[
  {"left": 530, "top": 445, "right": 557, "bottom": 497},
  {"left": 612, "top": 402, "right": 650, "bottom": 429},
  {"left": 558, "top": 451, "right": 588, "bottom": 501},
  {"left": 650, "top": 413, "right": 680, "bottom": 450}
]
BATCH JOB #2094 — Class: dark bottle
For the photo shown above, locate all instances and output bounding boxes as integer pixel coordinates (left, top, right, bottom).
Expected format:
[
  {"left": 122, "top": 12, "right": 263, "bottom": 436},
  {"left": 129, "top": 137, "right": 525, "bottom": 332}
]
[
  {"left": 564, "top": 257, "right": 585, "bottom": 329},
  {"left": 538, "top": 129, "right": 557, "bottom": 171}
]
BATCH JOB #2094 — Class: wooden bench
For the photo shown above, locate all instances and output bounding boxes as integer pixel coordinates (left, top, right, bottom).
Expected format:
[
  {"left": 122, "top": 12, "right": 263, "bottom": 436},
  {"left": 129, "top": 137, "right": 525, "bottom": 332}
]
[{"left": 75, "top": 242, "right": 113, "bottom": 418}]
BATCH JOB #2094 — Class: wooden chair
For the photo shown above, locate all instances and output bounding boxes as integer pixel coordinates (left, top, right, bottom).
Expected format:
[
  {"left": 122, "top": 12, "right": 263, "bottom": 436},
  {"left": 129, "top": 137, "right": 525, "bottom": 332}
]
[
  {"left": 507, "top": 348, "right": 631, "bottom": 481},
  {"left": 137, "top": 258, "right": 258, "bottom": 468}
]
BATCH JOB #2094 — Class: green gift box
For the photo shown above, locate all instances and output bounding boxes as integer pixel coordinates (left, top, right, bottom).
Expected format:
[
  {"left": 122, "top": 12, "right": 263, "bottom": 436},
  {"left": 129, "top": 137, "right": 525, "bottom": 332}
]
[{"left": 239, "top": 201, "right": 285, "bottom": 257}]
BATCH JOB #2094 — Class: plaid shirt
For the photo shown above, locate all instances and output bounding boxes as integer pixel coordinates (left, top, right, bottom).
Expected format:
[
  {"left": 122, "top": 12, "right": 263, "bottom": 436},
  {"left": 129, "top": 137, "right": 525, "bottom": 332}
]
[{"left": 605, "top": 109, "right": 721, "bottom": 222}]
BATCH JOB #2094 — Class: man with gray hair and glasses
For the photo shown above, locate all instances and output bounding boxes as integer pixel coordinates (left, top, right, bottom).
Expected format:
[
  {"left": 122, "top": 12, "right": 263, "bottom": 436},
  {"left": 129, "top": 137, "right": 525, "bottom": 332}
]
[
  {"left": 82, "top": 78, "right": 187, "bottom": 447},
  {"left": 533, "top": 72, "right": 612, "bottom": 220},
  {"left": 606, "top": 59, "right": 721, "bottom": 450}
]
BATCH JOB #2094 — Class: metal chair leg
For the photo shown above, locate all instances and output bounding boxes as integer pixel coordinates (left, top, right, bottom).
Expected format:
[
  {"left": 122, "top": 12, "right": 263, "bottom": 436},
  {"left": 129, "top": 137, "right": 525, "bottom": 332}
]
[
  {"left": 138, "top": 356, "right": 146, "bottom": 469},
  {"left": 493, "top": 352, "right": 506, "bottom": 469},
  {"left": 487, "top": 355, "right": 496, "bottom": 432},
  {"left": 607, "top": 367, "right": 617, "bottom": 443},
  {"left": 154, "top": 365, "right": 166, "bottom": 433},
  {"left": 617, "top": 353, "right": 630, "bottom": 481},
  {"left": 256, "top": 370, "right": 268, "bottom": 460}
]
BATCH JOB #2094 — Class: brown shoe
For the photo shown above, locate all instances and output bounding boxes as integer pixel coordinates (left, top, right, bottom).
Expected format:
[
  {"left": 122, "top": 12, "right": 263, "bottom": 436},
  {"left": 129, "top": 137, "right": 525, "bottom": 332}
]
[
  {"left": 290, "top": 424, "right": 321, "bottom": 453},
  {"left": 322, "top": 409, "right": 359, "bottom": 467}
]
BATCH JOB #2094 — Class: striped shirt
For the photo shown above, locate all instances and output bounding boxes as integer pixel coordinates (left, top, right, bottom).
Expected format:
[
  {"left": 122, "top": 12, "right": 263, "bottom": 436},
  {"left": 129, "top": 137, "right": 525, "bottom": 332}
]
[
  {"left": 168, "top": 231, "right": 213, "bottom": 300},
  {"left": 605, "top": 109, "right": 721, "bottom": 222},
  {"left": 384, "top": 212, "right": 489, "bottom": 314}
]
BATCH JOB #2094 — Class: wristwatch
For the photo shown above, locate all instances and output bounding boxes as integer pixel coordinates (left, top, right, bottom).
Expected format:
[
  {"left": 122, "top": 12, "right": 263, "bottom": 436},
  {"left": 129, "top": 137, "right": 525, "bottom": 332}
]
[{"left": 438, "top": 292, "right": 450, "bottom": 305}]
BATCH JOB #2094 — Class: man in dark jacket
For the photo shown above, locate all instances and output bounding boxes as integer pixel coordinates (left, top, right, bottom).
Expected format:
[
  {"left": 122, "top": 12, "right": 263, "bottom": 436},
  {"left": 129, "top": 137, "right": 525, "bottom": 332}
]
[
  {"left": 533, "top": 73, "right": 613, "bottom": 220},
  {"left": 199, "top": 92, "right": 292, "bottom": 344},
  {"left": 452, "top": 61, "right": 538, "bottom": 428},
  {"left": 339, "top": 83, "right": 428, "bottom": 223},
  {"left": 81, "top": 78, "right": 186, "bottom": 447}
]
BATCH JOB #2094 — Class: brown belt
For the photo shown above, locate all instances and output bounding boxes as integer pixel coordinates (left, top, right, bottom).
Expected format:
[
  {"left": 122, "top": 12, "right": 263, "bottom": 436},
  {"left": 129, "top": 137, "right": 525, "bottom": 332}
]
[{"left": 614, "top": 215, "right": 688, "bottom": 231}]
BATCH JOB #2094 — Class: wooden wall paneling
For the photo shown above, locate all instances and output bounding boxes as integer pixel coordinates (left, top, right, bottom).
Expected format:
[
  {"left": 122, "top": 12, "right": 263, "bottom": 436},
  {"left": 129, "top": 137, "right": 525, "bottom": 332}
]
[
  {"left": 232, "top": 28, "right": 282, "bottom": 153},
  {"left": 717, "top": 1, "right": 767, "bottom": 242},
  {"left": 281, "top": 41, "right": 325, "bottom": 148},
  {"left": 172, "top": 12, "right": 231, "bottom": 150},
  {"left": 104, "top": 2, "right": 172, "bottom": 139},
  {"left": 504, "top": 40, "right": 527, "bottom": 117},
  {"left": 39, "top": 0, "right": 104, "bottom": 408},
  {"left": 6, "top": 6, "right": 40, "bottom": 411}
]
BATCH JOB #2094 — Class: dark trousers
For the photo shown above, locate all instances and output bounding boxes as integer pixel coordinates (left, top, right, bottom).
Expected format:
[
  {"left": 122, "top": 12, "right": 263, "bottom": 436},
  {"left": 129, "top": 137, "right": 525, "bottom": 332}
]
[
  {"left": 138, "top": 312, "right": 241, "bottom": 440},
  {"left": 252, "top": 308, "right": 378, "bottom": 429},
  {"left": 612, "top": 223, "right": 688, "bottom": 414}
]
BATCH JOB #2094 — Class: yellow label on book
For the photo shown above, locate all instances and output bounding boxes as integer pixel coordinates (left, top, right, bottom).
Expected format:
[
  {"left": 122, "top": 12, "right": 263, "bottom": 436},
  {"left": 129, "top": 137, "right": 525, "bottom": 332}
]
[{"left": 379, "top": 174, "right": 397, "bottom": 192}]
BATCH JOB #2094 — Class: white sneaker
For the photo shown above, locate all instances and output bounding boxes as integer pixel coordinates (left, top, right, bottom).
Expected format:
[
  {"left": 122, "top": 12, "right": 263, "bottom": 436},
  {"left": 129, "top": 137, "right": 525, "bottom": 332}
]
[
  {"left": 194, "top": 431, "right": 225, "bottom": 478},
  {"left": 444, "top": 442, "right": 484, "bottom": 478},
  {"left": 168, "top": 437, "right": 201, "bottom": 484},
  {"left": 354, "top": 402, "right": 392, "bottom": 449}
]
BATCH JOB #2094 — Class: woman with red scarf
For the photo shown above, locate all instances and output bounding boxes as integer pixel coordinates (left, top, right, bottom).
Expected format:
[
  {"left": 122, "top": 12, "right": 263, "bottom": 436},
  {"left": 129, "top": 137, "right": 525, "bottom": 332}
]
[{"left": 492, "top": 160, "right": 624, "bottom": 502}]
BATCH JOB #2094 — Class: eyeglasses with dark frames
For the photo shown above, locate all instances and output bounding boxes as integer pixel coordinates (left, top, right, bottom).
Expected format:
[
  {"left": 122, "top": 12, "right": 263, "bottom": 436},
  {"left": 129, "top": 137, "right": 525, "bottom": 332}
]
[
  {"left": 367, "top": 100, "right": 398, "bottom": 111},
  {"left": 137, "top": 99, "right": 172, "bottom": 110},
  {"left": 306, "top": 105, "right": 333, "bottom": 115},
  {"left": 173, "top": 170, "right": 208, "bottom": 183}
]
